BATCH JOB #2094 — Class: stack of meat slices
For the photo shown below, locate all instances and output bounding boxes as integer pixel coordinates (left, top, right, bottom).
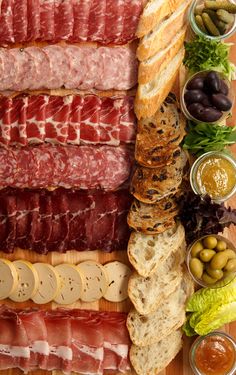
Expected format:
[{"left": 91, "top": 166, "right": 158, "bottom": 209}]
[{"left": 0, "top": 0, "right": 144, "bottom": 254}]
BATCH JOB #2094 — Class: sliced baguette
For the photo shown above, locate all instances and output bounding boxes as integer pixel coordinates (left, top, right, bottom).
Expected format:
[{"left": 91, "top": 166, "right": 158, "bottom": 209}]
[
  {"left": 137, "top": 0, "right": 187, "bottom": 38},
  {"left": 128, "top": 222, "right": 185, "bottom": 277},
  {"left": 137, "top": 0, "right": 191, "bottom": 61},
  {"left": 135, "top": 49, "right": 185, "bottom": 120},
  {"left": 130, "top": 329, "right": 183, "bottom": 375},
  {"left": 138, "top": 27, "right": 187, "bottom": 84},
  {"left": 127, "top": 270, "right": 194, "bottom": 346},
  {"left": 128, "top": 243, "right": 185, "bottom": 315}
]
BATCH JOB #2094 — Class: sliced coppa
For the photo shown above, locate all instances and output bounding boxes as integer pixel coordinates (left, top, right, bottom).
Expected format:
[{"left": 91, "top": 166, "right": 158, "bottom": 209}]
[
  {"left": 32, "top": 263, "right": 60, "bottom": 304},
  {"left": 54, "top": 0, "right": 73, "bottom": 41},
  {"left": 71, "top": 0, "right": 90, "bottom": 42},
  {"left": 87, "top": 0, "right": 106, "bottom": 42},
  {"left": 9, "top": 260, "right": 39, "bottom": 302},
  {"left": 54, "top": 264, "right": 83, "bottom": 305},
  {"left": 104, "top": 0, "right": 125, "bottom": 44},
  {"left": 13, "top": 0, "right": 28, "bottom": 43},
  {"left": 77, "top": 261, "right": 108, "bottom": 302},
  {"left": 27, "top": 0, "right": 41, "bottom": 41},
  {"left": 39, "top": 0, "right": 55, "bottom": 41},
  {"left": 0, "top": 0, "right": 14, "bottom": 44}
]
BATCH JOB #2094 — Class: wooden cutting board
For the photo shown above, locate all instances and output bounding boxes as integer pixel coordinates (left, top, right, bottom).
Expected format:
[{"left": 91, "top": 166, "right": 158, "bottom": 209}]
[{"left": 1, "top": 33, "right": 236, "bottom": 375}]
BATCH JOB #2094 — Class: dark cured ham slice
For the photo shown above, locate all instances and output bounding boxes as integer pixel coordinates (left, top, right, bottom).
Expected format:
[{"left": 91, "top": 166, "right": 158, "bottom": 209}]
[
  {"left": 27, "top": 0, "right": 40, "bottom": 41},
  {"left": 0, "top": 0, "right": 14, "bottom": 44},
  {"left": 39, "top": 0, "right": 54, "bottom": 40},
  {"left": 54, "top": 0, "right": 73, "bottom": 41},
  {"left": 72, "top": 0, "right": 91, "bottom": 42},
  {"left": 13, "top": 0, "right": 28, "bottom": 43},
  {"left": 87, "top": 0, "right": 106, "bottom": 42},
  {"left": 104, "top": 0, "right": 124, "bottom": 44}
]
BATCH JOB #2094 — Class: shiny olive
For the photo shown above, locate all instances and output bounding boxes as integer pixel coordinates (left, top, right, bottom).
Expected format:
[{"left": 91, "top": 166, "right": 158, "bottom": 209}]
[
  {"left": 224, "top": 259, "right": 236, "bottom": 272},
  {"left": 187, "top": 76, "right": 205, "bottom": 90},
  {"left": 184, "top": 90, "right": 208, "bottom": 105},
  {"left": 202, "top": 272, "right": 218, "bottom": 285},
  {"left": 200, "top": 249, "right": 216, "bottom": 262},
  {"left": 190, "top": 258, "right": 204, "bottom": 279},
  {"left": 219, "top": 80, "right": 229, "bottom": 96},
  {"left": 224, "top": 249, "right": 236, "bottom": 260},
  {"left": 188, "top": 102, "right": 205, "bottom": 119},
  {"left": 211, "top": 94, "right": 232, "bottom": 111},
  {"left": 191, "top": 241, "right": 204, "bottom": 258},
  {"left": 215, "top": 240, "right": 227, "bottom": 251},
  {"left": 203, "top": 236, "right": 218, "bottom": 249},
  {"left": 206, "top": 266, "right": 224, "bottom": 280},
  {"left": 202, "top": 96, "right": 212, "bottom": 107},
  {"left": 204, "top": 71, "right": 221, "bottom": 93},
  {"left": 210, "top": 252, "right": 228, "bottom": 270},
  {"left": 199, "top": 107, "right": 222, "bottom": 122}
]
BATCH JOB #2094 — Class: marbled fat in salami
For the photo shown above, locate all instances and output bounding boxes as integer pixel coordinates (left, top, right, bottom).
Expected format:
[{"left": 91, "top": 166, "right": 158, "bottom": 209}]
[
  {"left": 0, "top": 0, "right": 144, "bottom": 45},
  {"left": 0, "top": 95, "right": 136, "bottom": 146},
  {"left": 0, "top": 189, "right": 132, "bottom": 253}
]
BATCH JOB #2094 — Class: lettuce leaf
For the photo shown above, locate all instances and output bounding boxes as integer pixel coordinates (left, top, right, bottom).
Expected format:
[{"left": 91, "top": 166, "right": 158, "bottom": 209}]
[{"left": 183, "top": 317, "right": 197, "bottom": 337}]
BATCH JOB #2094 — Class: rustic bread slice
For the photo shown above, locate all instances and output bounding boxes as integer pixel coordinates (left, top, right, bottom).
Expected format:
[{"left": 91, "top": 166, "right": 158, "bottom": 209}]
[
  {"left": 128, "top": 222, "right": 185, "bottom": 277},
  {"left": 138, "top": 27, "right": 187, "bottom": 84},
  {"left": 128, "top": 243, "right": 185, "bottom": 315},
  {"left": 130, "top": 329, "right": 183, "bottom": 375},
  {"left": 135, "top": 49, "right": 185, "bottom": 120},
  {"left": 137, "top": 0, "right": 187, "bottom": 37},
  {"left": 127, "top": 270, "right": 194, "bottom": 346},
  {"left": 137, "top": 0, "right": 191, "bottom": 61}
]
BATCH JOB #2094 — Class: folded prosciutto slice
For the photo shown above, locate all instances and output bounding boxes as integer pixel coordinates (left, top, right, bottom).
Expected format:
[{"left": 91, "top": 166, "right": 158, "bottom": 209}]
[
  {"left": 0, "top": 188, "right": 131, "bottom": 253},
  {"left": 0, "top": 144, "right": 133, "bottom": 190},
  {"left": 0, "top": 306, "right": 131, "bottom": 374},
  {"left": 0, "top": 45, "right": 138, "bottom": 91},
  {"left": 0, "top": 0, "right": 144, "bottom": 45},
  {"left": 0, "top": 95, "right": 136, "bottom": 147}
]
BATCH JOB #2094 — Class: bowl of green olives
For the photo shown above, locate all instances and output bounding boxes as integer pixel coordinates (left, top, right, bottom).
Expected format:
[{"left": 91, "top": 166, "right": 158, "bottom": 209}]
[
  {"left": 187, "top": 234, "right": 236, "bottom": 288},
  {"left": 181, "top": 70, "right": 234, "bottom": 124}
]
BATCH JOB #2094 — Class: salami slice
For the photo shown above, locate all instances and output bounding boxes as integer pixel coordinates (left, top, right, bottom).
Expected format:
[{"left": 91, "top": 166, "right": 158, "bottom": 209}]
[
  {"left": 0, "top": 49, "right": 17, "bottom": 91},
  {"left": 43, "top": 45, "right": 69, "bottom": 89},
  {"left": 26, "top": 47, "right": 50, "bottom": 90}
]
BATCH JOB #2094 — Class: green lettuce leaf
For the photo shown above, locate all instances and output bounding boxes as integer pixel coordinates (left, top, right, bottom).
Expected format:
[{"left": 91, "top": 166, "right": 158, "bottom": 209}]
[
  {"left": 183, "top": 317, "right": 197, "bottom": 337},
  {"left": 194, "top": 302, "right": 236, "bottom": 336}
]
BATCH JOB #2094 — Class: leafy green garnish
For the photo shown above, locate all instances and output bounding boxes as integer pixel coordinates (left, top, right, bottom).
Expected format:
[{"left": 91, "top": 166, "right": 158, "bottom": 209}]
[
  {"left": 184, "top": 36, "right": 236, "bottom": 80},
  {"left": 183, "top": 121, "right": 236, "bottom": 156}
]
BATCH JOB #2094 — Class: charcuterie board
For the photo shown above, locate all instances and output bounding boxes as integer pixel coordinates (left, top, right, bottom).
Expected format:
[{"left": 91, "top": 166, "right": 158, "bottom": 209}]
[{"left": 0, "top": 4, "right": 236, "bottom": 375}]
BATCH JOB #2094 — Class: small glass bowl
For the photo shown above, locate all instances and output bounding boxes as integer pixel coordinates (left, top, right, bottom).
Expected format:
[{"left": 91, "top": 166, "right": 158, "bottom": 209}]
[
  {"left": 189, "top": 0, "right": 236, "bottom": 40},
  {"left": 181, "top": 71, "right": 234, "bottom": 124},
  {"left": 190, "top": 331, "right": 236, "bottom": 375},
  {"left": 190, "top": 151, "right": 236, "bottom": 203},
  {"left": 187, "top": 234, "right": 236, "bottom": 288}
]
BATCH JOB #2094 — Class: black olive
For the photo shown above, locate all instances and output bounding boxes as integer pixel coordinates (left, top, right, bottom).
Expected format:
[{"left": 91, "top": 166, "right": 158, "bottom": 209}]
[
  {"left": 204, "top": 71, "right": 221, "bottom": 93},
  {"left": 199, "top": 107, "right": 223, "bottom": 122},
  {"left": 218, "top": 80, "right": 229, "bottom": 96},
  {"left": 184, "top": 89, "right": 208, "bottom": 105},
  {"left": 186, "top": 76, "right": 204, "bottom": 90},
  {"left": 188, "top": 102, "right": 206, "bottom": 119},
  {"left": 201, "top": 96, "right": 212, "bottom": 107},
  {"left": 211, "top": 94, "right": 232, "bottom": 111}
]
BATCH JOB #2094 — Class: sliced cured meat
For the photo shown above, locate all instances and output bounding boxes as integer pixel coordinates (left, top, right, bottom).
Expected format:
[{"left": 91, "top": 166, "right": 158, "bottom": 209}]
[
  {"left": 87, "top": 0, "right": 106, "bottom": 42},
  {"left": 67, "top": 95, "right": 83, "bottom": 144},
  {"left": 80, "top": 95, "right": 101, "bottom": 144},
  {"left": 104, "top": 0, "right": 124, "bottom": 44},
  {"left": 39, "top": 0, "right": 55, "bottom": 40},
  {"left": 0, "top": 97, "right": 12, "bottom": 147},
  {"left": 121, "top": 0, "right": 144, "bottom": 43},
  {"left": 0, "top": 188, "right": 131, "bottom": 253},
  {"left": 0, "top": 45, "right": 137, "bottom": 91},
  {"left": 13, "top": 0, "right": 28, "bottom": 43},
  {"left": 26, "top": 95, "right": 48, "bottom": 143},
  {"left": 119, "top": 96, "right": 136, "bottom": 143},
  {"left": 72, "top": 0, "right": 92, "bottom": 41},
  {"left": 54, "top": 0, "right": 73, "bottom": 41},
  {"left": 27, "top": 0, "right": 40, "bottom": 41},
  {"left": 0, "top": 0, "right": 14, "bottom": 44}
]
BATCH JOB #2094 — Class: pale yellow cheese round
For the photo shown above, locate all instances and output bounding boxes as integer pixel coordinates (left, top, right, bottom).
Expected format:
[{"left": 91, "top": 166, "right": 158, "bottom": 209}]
[
  {"left": 0, "top": 259, "right": 18, "bottom": 300},
  {"left": 9, "top": 260, "right": 39, "bottom": 302},
  {"left": 77, "top": 261, "right": 108, "bottom": 302},
  {"left": 31, "top": 263, "right": 60, "bottom": 304},
  {"left": 54, "top": 264, "right": 83, "bottom": 305},
  {"left": 104, "top": 261, "right": 132, "bottom": 302}
]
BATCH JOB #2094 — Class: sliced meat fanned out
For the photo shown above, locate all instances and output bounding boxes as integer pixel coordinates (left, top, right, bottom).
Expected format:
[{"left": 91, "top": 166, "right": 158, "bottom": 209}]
[
  {"left": 54, "top": 0, "right": 73, "bottom": 41},
  {"left": 0, "top": 94, "right": 136, "bottom": 146},
  {"left": 27, "top": 0, "right": 40, "bottom": 41},
  {"left": 104, "top": 0, "right": 124, "bottom": 44},
  {"left": 72, "top": 0, "right": 91, "bottom": 41},
  {"left": 0, "top": 45, "right": 138, "bottom": 91},
  {"left": 39, "top": 0, "right": 54, "bottom": 40},
  {"left": 0, "top": 188, "right": 131, "bottom": 253},
  {"left": 0, "top": 0, "right": 14, "bottom": 44},
  {"left": 87, "top": 0, "right": 106, "bottom": 42},
  {"left": 13, "top": 0, "right": 28, "bottom": 43}
]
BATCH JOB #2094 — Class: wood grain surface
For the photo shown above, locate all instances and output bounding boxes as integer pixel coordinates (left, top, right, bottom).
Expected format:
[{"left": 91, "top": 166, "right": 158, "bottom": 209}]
[{"left": 0, "top": 31, "right": 236, "bottom": 375}]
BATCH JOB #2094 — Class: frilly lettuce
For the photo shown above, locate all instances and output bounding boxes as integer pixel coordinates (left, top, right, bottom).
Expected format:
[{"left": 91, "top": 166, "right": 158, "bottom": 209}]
[{"left": 183, "top": 279, "right": 236, "bottom": 336}]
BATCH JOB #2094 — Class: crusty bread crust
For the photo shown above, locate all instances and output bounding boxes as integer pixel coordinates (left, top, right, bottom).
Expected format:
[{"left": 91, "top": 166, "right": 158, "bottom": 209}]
[
  {"left": 136, "top": 0, "right": 187, "bottom": 38},
  {"left": 138, "top": 27, "right": 186, "bottom": 84}
]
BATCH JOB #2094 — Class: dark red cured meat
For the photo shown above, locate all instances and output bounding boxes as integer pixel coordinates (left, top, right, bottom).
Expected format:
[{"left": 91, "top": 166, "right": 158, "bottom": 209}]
[
  {"left": 54, "top": 0, "right": 73, "bottom": 41},
  {"left": 80, "top": 95, "right": 101, "bottom": 144},
  {"left": 99, "top": 97, "right": 120, "bottom": 145},
  {"left": 119, "top": 96, "right": 137, "bottom": 143},
  {"left": 0, "top": 0, "right": 14, "bottom": 44},
  {"left": 87, "top": 0, "right": 106, "bottom": 42},
  {"left": 0, "top": 188, "right": 131, "bottom": 253},
  {"left": 121, "top": 0, "right": 144, "bottom": 43},
  {"left": 45, "top": 96, "right": 71, "bottom": 144},
  {"left": 104, "top": 0, "right": 124, "bottom": 44},
  {"left": 27, "top": 0, "right": 40, "bottom": 41},
  {"left": 39, "top": 0, "right": 55, "bottom": 40},
  {"left": 67, "top": 95, "right": 83, "bottom": 144},
  {"left": 72, "top": 0, "right": 91, "bottom": 41},
  {"left": 0, "top": 97, "right": 12, "bottom": 147},
  {"left": 13, "top": 0, "right": 28, "bottom": 43}
]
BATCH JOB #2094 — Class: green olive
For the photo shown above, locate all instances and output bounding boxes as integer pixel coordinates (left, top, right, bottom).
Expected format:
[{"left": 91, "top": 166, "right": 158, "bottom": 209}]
[
  {"left": 224, "top": 249, "right": 236, "bottom": 260},
  {"left": 202, "top": 272, "right": 218, "bottom": 285},
  {"left": 190, "top": 258, "right": 204, "bottom": 279},
  {"left": 199, "top": 249, "right": 216, "bottom": 262},
  {"left": 215, "top": 240, "right": 227, "bottom": 251},
  {"left": 206, "top": 266, "right": 224, "bottom": 280},
  {"left": 191, "top": 241, "right": 204, "bottom": 258},
  {"left": 210, "top": 252, "right": 228, "bottom": 270},
  {"left": 203, "top": 236, "right": 218, "bottom": 249},
  {"left": 224, "top": 259, "right": 236, "bottom": 272}
]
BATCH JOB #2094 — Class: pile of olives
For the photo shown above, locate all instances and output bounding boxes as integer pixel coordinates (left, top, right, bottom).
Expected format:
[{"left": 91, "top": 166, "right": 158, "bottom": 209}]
[
  {"left": 189, "top": 235, "right": 236, "bottom": 285},
  {"left": 184, "top": 71, "right": 232, "bottom": 123}
]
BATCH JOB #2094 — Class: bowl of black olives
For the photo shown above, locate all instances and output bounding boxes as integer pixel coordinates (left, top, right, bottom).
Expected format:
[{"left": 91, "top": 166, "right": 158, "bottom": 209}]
[{"left": 181, "top": 70, "right": 234, "bottom": 123}]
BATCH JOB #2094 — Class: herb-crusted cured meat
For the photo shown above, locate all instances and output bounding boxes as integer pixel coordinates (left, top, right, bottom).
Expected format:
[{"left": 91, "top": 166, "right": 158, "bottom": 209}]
[
  {"left": 0, "top": 0, "right": 144, "bottom": 45},
  {"left": 0, "top": 95, "right": 136, "bottom": 146},
  {"left": 0, "top": 189, "right": 132, "bottom": 253}
]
